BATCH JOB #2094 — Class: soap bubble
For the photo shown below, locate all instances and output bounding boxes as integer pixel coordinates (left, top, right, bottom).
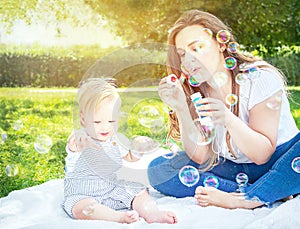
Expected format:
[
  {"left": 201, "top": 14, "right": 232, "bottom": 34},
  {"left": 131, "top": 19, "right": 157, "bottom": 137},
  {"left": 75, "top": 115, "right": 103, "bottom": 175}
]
[
  {"left": 130, "top": 135, "right": 159, "bottom": 157},
  {"left": 188, "top": 75, "right": 201, "bottom": 87},
  {"left": 213, "top": 72, "right": 228, "bottom": 87},
  {"left": 161, "top": 138, "right": 180, "bottom": 159},
  {"left": 34, "top": 134, "right": 53, "bottom": 154},
  {"left": 216, "top": 30, "right": 231, "bottom": 44},
  {"left": 13, "top": 120, "right": 23, "bottom": 130},
  {"left": 224, "top": 57, "right": 237, "bottom": 70},
  {"left": 291, "top": 157, "right": 300, "bottom": 173},
  {"left": 200, "top": 28, "right": 213, "bottom": 41},
  {"left": 235, "top": 73, "right": 248, "bottom": 85},
  {"left": 5, "top": 164, "right": 19, "bottom": 177},
  {"left": 0, "top": 128, "right": 7, "bottom": 144},
  {"left": 225, "top": 94, "right": 238, "bottom": 106},
  {"left": 235, "top": 172, "right": 248, "bottom": 192},
  {"left": 227, "top": 42, "right": 239, "bottom": 53},
  {"left": 203, "top": 175, "right": 220, "bottom": 188},
  {"left": 82, "top": 203, "right": 96, "bottom": 216},
  {"left": 266, "top": 95, "right": 282, "bottom": 110},
  {"left": 193, "top": 119, "right": 215, "bottom": 145},
  {"left": 179, "top": 165, "right": 200, "bottom": 187},
  {"left": 236, "top": 172, "right": 248, "bottom": 185},
  {"left": 246, "top": 67, "right": 261, "bottom": 80},
  {"left": 138, "top": 105, "right": 165, "bottom": 130},
  {"left": 194, "top": 40, "right": 211, "bottom": 55}
]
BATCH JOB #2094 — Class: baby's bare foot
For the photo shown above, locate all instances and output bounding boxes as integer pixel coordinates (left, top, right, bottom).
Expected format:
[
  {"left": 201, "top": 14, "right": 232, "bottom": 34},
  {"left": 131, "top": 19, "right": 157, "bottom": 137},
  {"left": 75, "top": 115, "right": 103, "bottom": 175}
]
[
  {"left": 120, "top": 210, "right": 139, "bottom": 224},
  {"left": 144, "top": 210, "right": 177, "bottom": 224}
]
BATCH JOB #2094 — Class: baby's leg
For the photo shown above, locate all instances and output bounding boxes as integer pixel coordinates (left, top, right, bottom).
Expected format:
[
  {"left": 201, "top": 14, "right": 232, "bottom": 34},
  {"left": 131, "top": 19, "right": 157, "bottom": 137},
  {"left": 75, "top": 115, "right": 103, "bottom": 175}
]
[
  {"left": 72, "top": 198, "right": 139, "bottom": 223},
  {"left": 132, "top": 190, "right": 178, "bottom": 224}
]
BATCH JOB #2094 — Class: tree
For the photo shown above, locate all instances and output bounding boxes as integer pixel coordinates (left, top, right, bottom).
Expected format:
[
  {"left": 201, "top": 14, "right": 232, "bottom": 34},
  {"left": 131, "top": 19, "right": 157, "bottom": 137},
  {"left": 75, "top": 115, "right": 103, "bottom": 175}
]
[
  {"left": 1, "top": 0, "right": 299, "bottom": 55},
  {"left": 84, "top": 0, "right": 299, "bottom": 54}
]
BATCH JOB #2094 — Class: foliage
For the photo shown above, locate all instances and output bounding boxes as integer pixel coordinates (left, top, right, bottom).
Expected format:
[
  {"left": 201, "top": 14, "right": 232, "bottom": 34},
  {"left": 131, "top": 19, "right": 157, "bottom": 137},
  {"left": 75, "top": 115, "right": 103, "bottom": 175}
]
[
  {"left": 0, "top": 87, "right": 299, "bottom": 198},
  {"left": 265, "top": 46, "right": 300, "bottom": 86},
  {"left": 1, "top": 0, "right": 299, "bottom": 56},
  {"left": 84, "top": 0, "right": 300, "bottom": 55},
  {"left": 0, "top": 44, "right": 169, "bottom": 87},
  {"left": 0, "top": 0, "right": 100, "bottom": 32}
]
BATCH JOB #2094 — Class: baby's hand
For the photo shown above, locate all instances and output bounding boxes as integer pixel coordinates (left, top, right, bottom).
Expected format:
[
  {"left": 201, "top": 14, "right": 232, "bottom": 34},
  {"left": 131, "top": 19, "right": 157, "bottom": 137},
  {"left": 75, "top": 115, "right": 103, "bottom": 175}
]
[
  {"left": 122, "top": 150, "right": 140, "bottom": 162},
  {"left": 67, "top": 130, "right": 93, "bottom": 152}
]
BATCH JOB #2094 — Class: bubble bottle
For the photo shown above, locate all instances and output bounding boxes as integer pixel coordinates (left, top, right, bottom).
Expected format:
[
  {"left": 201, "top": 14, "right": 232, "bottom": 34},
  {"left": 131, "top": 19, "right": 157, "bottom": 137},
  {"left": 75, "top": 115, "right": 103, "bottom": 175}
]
[{"left": 191, "top": 92, "right": 215, "bottom": 145}]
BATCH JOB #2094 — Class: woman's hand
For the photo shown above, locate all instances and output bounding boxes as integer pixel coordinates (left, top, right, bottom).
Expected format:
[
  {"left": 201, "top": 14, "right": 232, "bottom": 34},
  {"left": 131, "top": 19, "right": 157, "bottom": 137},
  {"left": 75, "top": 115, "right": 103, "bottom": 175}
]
[
  {"left": 195, "top": 97, "right": 234, "bottom": 126},
  {"left": 158, "top": 76, "right": 187, "bottom": 112}
]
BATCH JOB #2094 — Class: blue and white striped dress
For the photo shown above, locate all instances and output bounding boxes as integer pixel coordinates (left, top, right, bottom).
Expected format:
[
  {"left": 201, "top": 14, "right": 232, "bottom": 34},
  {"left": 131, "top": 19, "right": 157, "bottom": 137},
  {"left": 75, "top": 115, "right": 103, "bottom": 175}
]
[{"left": 62, "top": 139, "right": 145, "bottom": 218}]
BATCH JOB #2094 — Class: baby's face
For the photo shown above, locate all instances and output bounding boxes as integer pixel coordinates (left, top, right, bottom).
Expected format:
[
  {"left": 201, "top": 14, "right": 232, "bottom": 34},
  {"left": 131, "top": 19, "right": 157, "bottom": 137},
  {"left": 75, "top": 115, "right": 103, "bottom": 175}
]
[{"left": 84, "top": 95, "right": 121, "bottom": 142}]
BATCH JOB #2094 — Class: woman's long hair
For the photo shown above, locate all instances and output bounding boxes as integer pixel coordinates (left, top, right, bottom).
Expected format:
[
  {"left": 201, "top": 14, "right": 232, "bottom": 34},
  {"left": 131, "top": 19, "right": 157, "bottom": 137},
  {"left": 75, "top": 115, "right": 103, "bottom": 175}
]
[{"left": 165, "top": 10, "right": 275, "bottom": 170}]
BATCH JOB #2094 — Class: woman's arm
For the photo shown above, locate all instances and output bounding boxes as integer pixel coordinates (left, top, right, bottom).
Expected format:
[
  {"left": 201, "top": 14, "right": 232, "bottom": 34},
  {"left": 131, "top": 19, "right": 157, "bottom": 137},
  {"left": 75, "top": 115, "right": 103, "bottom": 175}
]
[
  {"left": 225, "top": 90, "right": 282, "bottom": 164},
  {"left": 158, "top": 77, "right": 212, "bottom": 164}
]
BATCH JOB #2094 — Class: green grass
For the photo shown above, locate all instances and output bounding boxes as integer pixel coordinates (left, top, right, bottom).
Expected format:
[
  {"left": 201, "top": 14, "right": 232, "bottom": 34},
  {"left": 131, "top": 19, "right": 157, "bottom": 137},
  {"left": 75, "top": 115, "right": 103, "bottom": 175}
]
[{"left": 0, "top": 87, "right": 299, "bottom": 198}]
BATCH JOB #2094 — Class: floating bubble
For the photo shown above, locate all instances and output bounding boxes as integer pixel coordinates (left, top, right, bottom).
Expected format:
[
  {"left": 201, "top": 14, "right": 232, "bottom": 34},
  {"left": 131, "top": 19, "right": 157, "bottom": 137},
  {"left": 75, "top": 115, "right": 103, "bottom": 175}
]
[
  {"left": 178, "top": 165, "right": 200, "bottom": 187},
  {"left": 225, "top": 94, "right": 238, "bottom": 106},
  {"left": 227, "top": 42, "right": 239, "bottom": 53},
  {"left": 291, "top": 157, "right": 300, "bottom": 173},
  {"left": 224, "top": 56, "right": 237, "bottom": 70},
  {"left": 0, "top": 128, "right": 7, "bottom": 144},
  {"left": 200, "top": 28, "right": 213, "bottom": 41},
  {"left": 266, "top": 95, "right": 282, "bottom": 110},
  {"left": 203, "top": 175, "right": 220, "bottom": 188},
  {"left": 5, "top": 164, "right": 19, "bottom": 177},
  {"left": 216, "top": 30, "right": 231, "bottom": 44},
  {"left": 161, "top": 138, "right": 181, "bottom": 158},
  {"left": 82, "top": 203, "right": 96, "bottom": 216},
  {"left": 235, "top": 73, "right": 248, "bottom": 85},
  {"left": 179, "top": 73, "right": 187, "bottom": 83},
  {"left": 193, "top": 119, "right": 215, "bottom": 145},
  {"left": 130, "top": 135, "right": 159, "bottom": 157},
  {"left": 180, "top": 64, "right": 190, "bottom": 75},
  {"left": 246, "top": 67, "right": 261, "bottom": 80},
  {"left": 188, "top": 75, "right": 201, "bottom": 87},
  {"left": 236, "top": 172, "right": 248, "bottom": 193},
  {"left": 13, "top": 120, "right": 23, "bottom": 131},
  {"left": 137, "top": 105, "right": 165, "bottom": 131},
  {"left": 162, "top": 151, "right": 177, "bottom": 159},
  {"left": 235, "top": 172, "right": 249, "bottom": 185},
  {"left": 34, "top": 134, "right": 53, "bottom": 154},
  {"left": 194, "top": 40, "right": 211, "bottom": 55},
  {"left": 213, "top": 72, "right": 228, "bottom": 87}
]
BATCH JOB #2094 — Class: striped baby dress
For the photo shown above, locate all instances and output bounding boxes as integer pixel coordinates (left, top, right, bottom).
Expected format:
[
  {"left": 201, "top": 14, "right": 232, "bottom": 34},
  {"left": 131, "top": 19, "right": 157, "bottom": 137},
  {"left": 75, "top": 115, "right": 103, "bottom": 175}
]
[{"left": 62, "top": 139, "right": 146, "bottom": 218}]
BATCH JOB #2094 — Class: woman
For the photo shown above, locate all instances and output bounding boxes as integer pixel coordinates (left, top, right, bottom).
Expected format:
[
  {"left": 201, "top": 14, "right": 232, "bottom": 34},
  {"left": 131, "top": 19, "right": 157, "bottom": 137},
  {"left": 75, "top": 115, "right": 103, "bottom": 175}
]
[{"left": 147, "top": 10, "right": 300, "bottom": 209}]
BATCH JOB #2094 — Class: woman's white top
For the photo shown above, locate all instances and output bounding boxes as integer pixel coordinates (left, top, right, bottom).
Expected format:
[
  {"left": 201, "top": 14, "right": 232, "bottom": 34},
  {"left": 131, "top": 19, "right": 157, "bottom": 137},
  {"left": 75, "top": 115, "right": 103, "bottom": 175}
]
[{"left": 213, "top": 63, "right": 299, "bottom": 163}]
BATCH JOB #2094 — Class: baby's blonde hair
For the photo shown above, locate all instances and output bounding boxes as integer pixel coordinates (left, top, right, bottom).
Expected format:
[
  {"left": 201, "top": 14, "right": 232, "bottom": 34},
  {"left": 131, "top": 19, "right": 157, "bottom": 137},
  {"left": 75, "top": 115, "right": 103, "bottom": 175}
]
[{"left": 77, "top": 78, "right": 119, "bottom": 119}]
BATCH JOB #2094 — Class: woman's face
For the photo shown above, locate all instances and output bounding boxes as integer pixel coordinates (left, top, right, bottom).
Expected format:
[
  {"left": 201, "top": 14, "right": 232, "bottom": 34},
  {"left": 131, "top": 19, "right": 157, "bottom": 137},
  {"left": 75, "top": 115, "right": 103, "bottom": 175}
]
[{"left": 175, "top": 25, "right": 226, "bottom": 85}]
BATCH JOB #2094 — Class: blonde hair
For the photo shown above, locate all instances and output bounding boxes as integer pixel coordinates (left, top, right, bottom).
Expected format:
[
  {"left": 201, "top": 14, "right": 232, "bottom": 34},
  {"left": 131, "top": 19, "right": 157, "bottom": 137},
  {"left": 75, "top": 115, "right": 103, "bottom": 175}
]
[
  {"left": 166, "top": 10, "right": 286, "bottom": 170},
  {"left": 77, "top": 78, "right": 119, "bottom": 121}
]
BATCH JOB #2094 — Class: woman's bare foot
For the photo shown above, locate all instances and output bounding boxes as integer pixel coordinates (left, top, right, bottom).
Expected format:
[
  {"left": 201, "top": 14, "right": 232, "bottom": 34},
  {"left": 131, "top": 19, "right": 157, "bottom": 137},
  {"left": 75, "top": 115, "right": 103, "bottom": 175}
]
[
  {"left": 120, "top": 210, "right": 139, "bottom": 224},
  {"left": 194, "top": 186, "right": 263, "bottom": 209},
  {"left": 143, "top": 210, "right": 177, "bottom": 224},
  {"left": 282, "top": 195, "right": 294, "bottom": 202}
]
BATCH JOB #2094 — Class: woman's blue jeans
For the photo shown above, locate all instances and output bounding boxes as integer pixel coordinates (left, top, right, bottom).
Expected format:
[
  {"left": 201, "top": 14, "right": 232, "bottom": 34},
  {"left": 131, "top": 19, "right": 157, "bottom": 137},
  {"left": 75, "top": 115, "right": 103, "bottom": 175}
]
[{"left": 147, "top": 132, "right": 300, "bottom": 206}]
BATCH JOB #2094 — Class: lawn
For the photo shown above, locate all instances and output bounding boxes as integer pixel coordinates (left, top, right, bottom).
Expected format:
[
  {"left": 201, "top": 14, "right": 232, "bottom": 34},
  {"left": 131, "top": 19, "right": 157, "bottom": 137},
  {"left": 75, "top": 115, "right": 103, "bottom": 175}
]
[{"left": 0, "top": 87, "right": 299, "bottom": 198}]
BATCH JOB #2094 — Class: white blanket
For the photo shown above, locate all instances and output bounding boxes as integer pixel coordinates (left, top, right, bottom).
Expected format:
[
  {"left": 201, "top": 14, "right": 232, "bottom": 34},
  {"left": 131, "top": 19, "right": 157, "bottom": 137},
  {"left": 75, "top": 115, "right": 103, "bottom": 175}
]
[{"left": 1, "top": 149, "right": 300, "bottom": 229}]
